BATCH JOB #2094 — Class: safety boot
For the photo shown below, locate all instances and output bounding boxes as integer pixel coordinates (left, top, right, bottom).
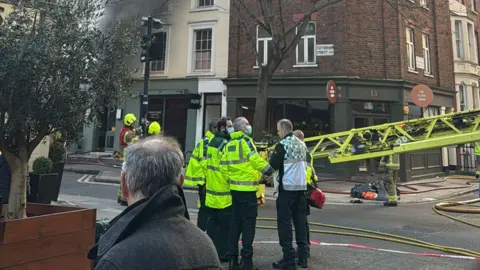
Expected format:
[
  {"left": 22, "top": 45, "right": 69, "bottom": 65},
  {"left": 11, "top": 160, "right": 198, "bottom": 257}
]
[
  {"left": 272, "top": 259, "right": 296, "bottom": 270},
  {"left": 239, "top": 256, "right": 256, "bottom": 270},
  {"left": 384, "top": 201, "right": 398, "bottom": 207},
  {"left": 229, "top": 257, "right": 239, "bottom": 270}
]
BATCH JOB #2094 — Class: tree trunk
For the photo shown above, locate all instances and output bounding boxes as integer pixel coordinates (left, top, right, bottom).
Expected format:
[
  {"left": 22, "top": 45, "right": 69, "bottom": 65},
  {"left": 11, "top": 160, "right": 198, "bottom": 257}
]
[
  {"left": 4, "top": 147, "right": 29, "bottom": 220},
  {"left": 253, "top": 69, "right": 271, "bottom": 141}
]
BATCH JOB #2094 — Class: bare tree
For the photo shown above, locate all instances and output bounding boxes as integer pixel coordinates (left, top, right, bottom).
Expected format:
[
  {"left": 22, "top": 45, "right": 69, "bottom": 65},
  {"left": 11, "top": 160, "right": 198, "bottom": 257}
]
[{"left": 231, "top": 0, "right": 451, "bottom": 141}]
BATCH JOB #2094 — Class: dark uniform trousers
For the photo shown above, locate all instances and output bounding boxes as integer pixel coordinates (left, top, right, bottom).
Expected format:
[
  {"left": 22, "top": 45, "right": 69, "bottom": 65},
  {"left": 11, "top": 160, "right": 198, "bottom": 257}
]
[
  {"left": 206, "top": 206, "right": 232, "bottom": 260},
  {"left": 197, "top": 185, "right": 209, "bottom": 231},
  {"left": 306, "top": 200, "right": 311, "bottom": 255},
  {"left": 277, "top": 190, "right": 308, "bottom": 264},
  {"left": 227, "top": 191, "right": 258, "bottom": 259}
]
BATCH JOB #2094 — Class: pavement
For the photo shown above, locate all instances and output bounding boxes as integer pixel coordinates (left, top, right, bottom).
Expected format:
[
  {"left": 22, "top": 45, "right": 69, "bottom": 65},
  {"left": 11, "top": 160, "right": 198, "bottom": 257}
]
[
  {"left": 59, "top": 171, "right": 480, "bottom": 269},
  {"left": 64, "top": 163, "right": 479, "bottom": 204}
]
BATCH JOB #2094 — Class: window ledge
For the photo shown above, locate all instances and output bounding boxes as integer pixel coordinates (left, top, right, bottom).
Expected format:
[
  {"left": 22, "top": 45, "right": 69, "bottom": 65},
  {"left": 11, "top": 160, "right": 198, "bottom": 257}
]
[
  {"left": 424, "top": 73, "right": 434, "bottom": 78},
  {"left": 407, "top": 69, "right": 419, "bottom": 74},
  {"left": 293, "top": 64, "right": 318, "bottom": 68},
  {"left": 472, "top": 10, "right": 478, "bottom": 15},
  {"left": 150, "top": 73, "right": 168, "bottom": 78},
  {"left": 190, "top": 6, "right": 218, "bottom": 13},
  {"left": 186, "top": 72, "right": 215, "bottom": 77}
]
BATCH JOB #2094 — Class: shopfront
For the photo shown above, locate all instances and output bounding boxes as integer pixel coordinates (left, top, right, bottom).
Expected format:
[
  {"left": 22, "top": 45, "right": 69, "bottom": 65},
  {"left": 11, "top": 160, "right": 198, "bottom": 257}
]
[{"left": 224, "top": 77, "right": 455, "bottom": 181}]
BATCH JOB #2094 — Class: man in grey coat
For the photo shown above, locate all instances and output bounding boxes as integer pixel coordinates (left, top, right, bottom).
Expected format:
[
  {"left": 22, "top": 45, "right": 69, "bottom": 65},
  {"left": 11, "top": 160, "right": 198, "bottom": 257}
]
[{"left": 88, "top": 136, "right": 222, "bottom": 270}]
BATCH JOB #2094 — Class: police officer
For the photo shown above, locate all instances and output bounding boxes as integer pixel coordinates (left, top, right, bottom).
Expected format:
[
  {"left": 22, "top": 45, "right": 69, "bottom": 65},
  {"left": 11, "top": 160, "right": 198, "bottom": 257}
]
[
  {"left": 380, "top": 154, "right": 400, "bottom": 207},
  {"left": 269, "top": 119, "right": 309, "bottom": 269},
  {"left": 222, "top": 117, "right": 274, "bottom": 270},
  {"left": 184, "top": 119, "right": 217, "bottom": 231},
  {"left": 205, "top": 116, "right": 234, "bottom": 262},
  {"left": 293, "top": 130, "right": 317, "bottom": 260},
  {"left": 475, "top": 142, "right": 480, "bottom": 180}
]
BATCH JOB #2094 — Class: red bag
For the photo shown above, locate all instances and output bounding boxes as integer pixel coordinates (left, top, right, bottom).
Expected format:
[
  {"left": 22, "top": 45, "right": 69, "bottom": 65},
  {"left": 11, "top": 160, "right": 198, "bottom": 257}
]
[{"left": 309, "top": 188, "right": 326, "bottom": 209}]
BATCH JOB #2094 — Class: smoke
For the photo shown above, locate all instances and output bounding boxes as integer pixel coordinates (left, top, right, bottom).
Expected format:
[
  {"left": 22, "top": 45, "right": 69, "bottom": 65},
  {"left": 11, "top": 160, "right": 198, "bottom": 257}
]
[{"left": 97, "top": 0, "right": 170, "bottom": 33}]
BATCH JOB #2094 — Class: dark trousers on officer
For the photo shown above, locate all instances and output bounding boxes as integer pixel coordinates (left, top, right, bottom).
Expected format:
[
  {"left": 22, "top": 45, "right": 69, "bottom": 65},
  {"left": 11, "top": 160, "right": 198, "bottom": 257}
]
[
  {"left": 197, "top": 185, "right": 209, "bottom": 231},
  {"left": 277, "top": 190, "right": 308, "bottom": 265},
  {"left": 228, "top": 191, "right": 258, "bottom": 260},
  {"left": 206, "top": 206, "right": 232, "bottom": 261},
  {"left": 306, "top": 203, "right": 311, "bottom": 255}
]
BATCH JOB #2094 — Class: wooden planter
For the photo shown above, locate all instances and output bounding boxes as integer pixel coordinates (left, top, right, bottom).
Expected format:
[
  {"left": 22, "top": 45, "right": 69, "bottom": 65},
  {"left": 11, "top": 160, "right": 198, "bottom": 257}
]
[{"left": 0, "top": 203, "right": 96, "bottom": 269}]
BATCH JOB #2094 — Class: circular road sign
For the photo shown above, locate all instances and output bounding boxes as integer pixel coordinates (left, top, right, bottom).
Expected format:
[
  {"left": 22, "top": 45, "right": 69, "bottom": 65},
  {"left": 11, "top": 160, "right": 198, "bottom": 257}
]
[
  {"left": 326, "top": 80, "right": 337, "bottom": 104},
  {"left": 411, "top": 84, "right": 433, "bottom": 108}
]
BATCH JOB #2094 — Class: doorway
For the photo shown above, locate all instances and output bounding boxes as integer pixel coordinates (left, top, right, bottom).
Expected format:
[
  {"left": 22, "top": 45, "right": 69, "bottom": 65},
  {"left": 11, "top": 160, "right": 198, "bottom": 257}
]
[
  {"left": 353, "top": 116, "right": 389, "bottom": 174},
  {"left": 148, "top": 96, "right": 189, "bottom": 151}
]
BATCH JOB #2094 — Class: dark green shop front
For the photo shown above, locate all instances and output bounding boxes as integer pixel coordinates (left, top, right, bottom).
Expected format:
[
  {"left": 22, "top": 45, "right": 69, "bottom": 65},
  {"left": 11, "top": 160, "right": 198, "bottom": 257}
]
[{"left": 223, "top": 77, "right": 455, "bottom": 182}]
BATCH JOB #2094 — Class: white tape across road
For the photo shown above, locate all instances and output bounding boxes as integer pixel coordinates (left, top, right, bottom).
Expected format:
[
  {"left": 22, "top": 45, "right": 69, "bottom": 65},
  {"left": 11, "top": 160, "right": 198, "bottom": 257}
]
[{"left": 246, "top": 240, "right": 480, "bottom": 261}]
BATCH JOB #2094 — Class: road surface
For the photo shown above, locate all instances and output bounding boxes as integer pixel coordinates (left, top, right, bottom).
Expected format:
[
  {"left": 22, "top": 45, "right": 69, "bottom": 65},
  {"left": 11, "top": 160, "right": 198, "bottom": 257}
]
[{"left": 60, "top": 172, "right": 480, "bottom": 269}]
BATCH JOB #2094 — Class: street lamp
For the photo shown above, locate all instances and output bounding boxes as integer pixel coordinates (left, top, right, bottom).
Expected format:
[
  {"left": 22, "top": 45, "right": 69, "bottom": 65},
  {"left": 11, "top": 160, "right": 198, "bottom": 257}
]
[{"left": 140, "top": 16, "right": 163, "bottom": 138}]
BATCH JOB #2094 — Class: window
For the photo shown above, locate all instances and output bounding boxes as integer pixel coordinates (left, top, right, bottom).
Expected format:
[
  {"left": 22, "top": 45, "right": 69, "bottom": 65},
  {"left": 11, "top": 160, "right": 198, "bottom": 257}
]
[
  {"left": 420, "top": 0, "right": 427, "bottom": 8},
  {"left": 422, "top": 34, "right": 431, "bottom": 75},
  {"left": 198, "top": 0, "right": 214, "bottom": 8},
  {"left": 406, "top": 27, "right": 416, "bottom": 70},
  {"left": 459, "top": 83, "right": 468, "bottom": 111},
  {"left": 467, "top": 23, "right": 476, "bottom": 62},
  {"left": 150, "top": 32, "right": 168, "bottom": 73},
  {"left": 476, "top": 31, "right": 480, "bottom": 63},
  {"left": 472, "top": 0, "right": 477, "bottom": 11},
  {"left": 296, "top": 22, "right": 316, "bottom": 65},
  {"left": 256, "top": 25, "right": 273, "bottom": 66},
  {"left": 194, "top": 29, "right": 213, "bottom": 71},
  {"left": 455, "top": 20, "right": 464, "bottom": 59}
]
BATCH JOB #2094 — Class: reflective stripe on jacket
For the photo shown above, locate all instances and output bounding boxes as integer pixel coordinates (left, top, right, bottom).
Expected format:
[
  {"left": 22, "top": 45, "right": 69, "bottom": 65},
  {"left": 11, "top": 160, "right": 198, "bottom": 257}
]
[
  {"left": 205, "top": 132, "right": 232, "bottom": 209},
  {"left": 220, "top": 131, "right": 272, "bottom": 192},
  {"left": 184, "top": 131, "right": 215, "bottom": 187},
  {"left": 380, "top": 154, "right": 400, "bottom": 170},
  {"left": 279, "top": 135, "right": 308, "bottom": 191}
]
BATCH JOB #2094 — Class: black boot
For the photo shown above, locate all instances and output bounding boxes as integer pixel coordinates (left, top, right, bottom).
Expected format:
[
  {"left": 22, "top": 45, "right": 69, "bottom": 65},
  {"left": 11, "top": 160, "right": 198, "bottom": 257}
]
[
  {"left": 384, "top": 201, "right": 398, "bottom": 207},
  {"left": 272, "top": 259, "right": 296, "bottom": 270},
  {"left": 296, "top": 259, "right": 308, "bottom": 269},
  {"left": 239, "top": 257, "right": 256, "bottom": 270},
  {"left": 229, "top": 257, "right": 239, "bottom": 270}
]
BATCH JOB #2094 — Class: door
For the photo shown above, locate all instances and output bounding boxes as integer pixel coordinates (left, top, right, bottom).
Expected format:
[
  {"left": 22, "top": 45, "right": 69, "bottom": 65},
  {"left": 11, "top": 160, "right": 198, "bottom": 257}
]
[
  {"left": 353, "top": 116, "right": 389, "bottom": 174},
  {"left": 147, "top": 96, "right": 189, "bottom": 152}
]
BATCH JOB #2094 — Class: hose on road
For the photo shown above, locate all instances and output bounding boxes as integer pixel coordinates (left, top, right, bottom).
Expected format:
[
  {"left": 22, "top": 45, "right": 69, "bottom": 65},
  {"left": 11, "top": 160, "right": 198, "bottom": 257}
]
[
  {"left": 433, "top": 198, "right": 480, "bottom": 229},
  {"left": 255, "top": 217, "right": 480, "bottom": 258}
]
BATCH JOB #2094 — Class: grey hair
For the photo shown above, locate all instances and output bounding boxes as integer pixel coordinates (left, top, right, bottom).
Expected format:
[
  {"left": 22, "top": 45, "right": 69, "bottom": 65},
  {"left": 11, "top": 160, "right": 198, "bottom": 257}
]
[
  {"left": 233, "top": 117, "right": 247, "bottom": 131},
  {"left": 122, "top": 135, "right": 184, "bottom": 200},
  {"left": 293, "top": 130, "right": 305, "bottom": 141},
  {"left": 278, "top": 119, "right": 293, "bottom": 134}
]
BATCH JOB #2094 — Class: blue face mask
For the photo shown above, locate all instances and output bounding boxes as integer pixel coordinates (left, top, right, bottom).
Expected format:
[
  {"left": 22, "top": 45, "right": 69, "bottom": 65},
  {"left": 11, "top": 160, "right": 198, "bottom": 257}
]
[
  {"left": 227, "top": 127, "right": 234, "bottom": 134},
  {"left": 245, "top": 125, "right": 252, "bottom": 135}
]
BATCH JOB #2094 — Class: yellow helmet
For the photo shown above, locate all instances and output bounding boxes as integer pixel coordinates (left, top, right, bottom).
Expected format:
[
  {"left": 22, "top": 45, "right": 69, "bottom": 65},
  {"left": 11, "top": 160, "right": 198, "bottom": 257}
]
[
  {"left": 124, "top": 113, "right": 137, "bottom": 126},
  {"left": 148, "top": 121, "right": 161, "bottom": 135}
]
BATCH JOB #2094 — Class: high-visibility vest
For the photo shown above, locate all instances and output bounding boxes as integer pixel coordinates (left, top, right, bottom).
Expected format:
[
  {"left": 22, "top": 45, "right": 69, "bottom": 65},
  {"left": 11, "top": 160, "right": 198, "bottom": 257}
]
[
  {"left": 278, "top": 134, "right": 308, "bottom": 191},
  {"left": 475, "top": 143, "right": 480, "bottom": 156},
  {"left": 205, "top": 133, "right": 232, "bottom": 209},
  {"left": 184, "top": 131, "right": 215, "bottom": 187},
  {"left": 220, "top": 131, "right": 272, "bottom": 192},
  {"left": 306, "top": 152, "right": 317, "bottom": 185}
]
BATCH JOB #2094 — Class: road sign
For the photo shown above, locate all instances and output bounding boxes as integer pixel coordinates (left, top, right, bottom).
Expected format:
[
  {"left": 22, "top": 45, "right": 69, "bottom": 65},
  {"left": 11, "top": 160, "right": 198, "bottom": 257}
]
[
  {"left": 411, "top": 84, "right": 433, "bottom": 108},
  {"left": 327, "top": 80, "right": 337, "bottom": 104}
]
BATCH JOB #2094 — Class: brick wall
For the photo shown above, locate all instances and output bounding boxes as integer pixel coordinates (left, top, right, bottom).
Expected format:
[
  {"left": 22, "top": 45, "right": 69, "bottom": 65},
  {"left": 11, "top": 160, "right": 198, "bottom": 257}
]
[{"left": 228, "top": 0, "right": 454, "bottom": 89}]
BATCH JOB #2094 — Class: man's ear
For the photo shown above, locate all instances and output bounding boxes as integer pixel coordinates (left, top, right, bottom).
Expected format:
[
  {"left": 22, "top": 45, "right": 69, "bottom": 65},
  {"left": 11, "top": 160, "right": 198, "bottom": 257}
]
[
  {"left": 178, "top": 173, "right": 184, "bottom": 187},
  {"left": 121, "top": 172, "right": 129, "bottom": 198}
]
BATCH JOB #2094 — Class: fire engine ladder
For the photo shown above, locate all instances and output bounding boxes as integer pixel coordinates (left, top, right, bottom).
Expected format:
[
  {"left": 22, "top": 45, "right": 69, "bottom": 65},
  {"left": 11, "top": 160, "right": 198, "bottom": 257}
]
[{"left": 303, "top": 109, "right": 480, "bottom": 164}]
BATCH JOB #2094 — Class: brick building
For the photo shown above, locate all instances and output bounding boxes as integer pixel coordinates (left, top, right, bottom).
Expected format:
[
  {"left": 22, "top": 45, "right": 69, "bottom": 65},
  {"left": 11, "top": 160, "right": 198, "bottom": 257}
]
[{"left": 223, "top": 0, "right": 455, "bottom": 180}]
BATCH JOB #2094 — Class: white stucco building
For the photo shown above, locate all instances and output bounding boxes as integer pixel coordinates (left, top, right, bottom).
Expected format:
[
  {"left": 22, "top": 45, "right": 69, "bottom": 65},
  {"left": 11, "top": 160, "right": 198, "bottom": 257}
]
[
  {"left": 450, "top": 0, "right": 480, "bottom": 172},
  {"left": 83, "top": 0, "right": 230, "bottom": 154}
]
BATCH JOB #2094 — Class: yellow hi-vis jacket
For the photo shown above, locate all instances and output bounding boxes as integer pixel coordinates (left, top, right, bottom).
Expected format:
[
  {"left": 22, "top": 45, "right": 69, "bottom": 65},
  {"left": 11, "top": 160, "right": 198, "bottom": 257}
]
[
  {"left": 475, "top": 142, "right": 480, "bottom": 156},
  {"left": 220, "top": 131, "right": 273, "bottom": 192},
  {"left": 306, "top": 152, "right": 318, "bottom": 185},
  {"left": 205, "top": 132, "right": 232, "bottom": 209},
  {"left": 184, "top": 131, "right": 215, "bottom": 187},
  {"left": 380, "top": 154, "right": 400, "bottom": 171}
]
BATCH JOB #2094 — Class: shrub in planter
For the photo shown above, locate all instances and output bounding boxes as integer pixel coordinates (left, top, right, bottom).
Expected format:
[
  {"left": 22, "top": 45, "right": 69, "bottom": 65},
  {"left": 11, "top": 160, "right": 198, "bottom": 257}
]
[
  {"left": 28, "top": 157, "right": 59, "bottom": 204},
  {"left": 49, "top": 141, "right": 66, "bottom": 201}
]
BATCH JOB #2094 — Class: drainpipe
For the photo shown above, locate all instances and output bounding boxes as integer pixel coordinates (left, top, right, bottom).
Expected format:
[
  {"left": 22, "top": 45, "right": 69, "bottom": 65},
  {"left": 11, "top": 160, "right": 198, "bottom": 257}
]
[
  {"left": 381, "top": 0, "right": 387, "bottom": 78},
  {"left": 432, "top": 0, "right": 441, "bottom": 86}
]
